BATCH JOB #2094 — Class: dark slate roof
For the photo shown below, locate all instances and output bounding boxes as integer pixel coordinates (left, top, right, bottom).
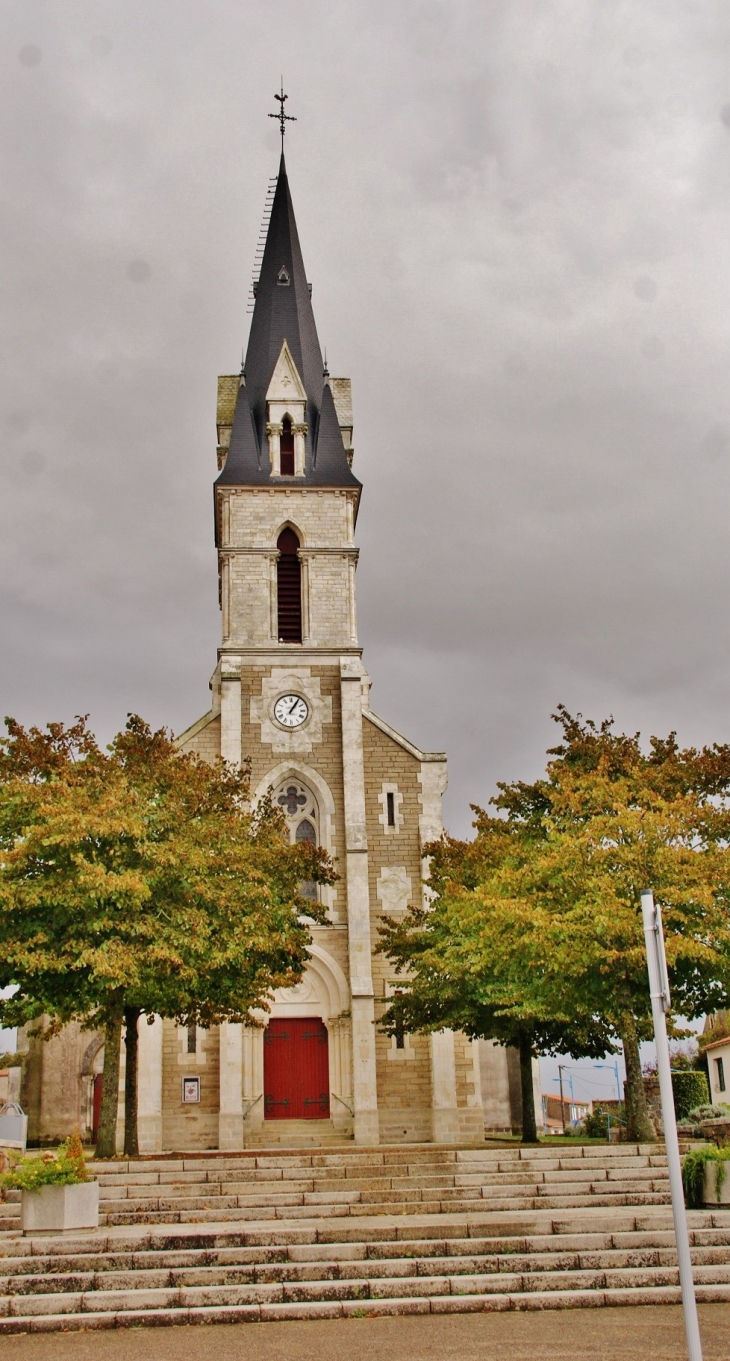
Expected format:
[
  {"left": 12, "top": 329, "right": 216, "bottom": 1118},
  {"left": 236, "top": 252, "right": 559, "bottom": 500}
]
[{"left": 216, "top": 154, "right": 360, "bottom": 493}]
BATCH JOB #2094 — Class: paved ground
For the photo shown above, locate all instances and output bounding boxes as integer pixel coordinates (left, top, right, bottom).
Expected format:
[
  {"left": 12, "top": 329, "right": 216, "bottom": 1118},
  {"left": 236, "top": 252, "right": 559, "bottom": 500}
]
[{"left": 0, "top": 1306, "right": 728, "bottom": 1361}]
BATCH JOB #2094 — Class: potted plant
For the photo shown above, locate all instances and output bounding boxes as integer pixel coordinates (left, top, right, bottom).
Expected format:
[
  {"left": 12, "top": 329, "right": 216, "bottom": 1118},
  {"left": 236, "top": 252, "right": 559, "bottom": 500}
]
[
  {"left": 2, "top": 1132, "right": 98, "bottom": 1234},
  {"left": 682, "top": 1143, "right": 730, "bottom": 1208}
]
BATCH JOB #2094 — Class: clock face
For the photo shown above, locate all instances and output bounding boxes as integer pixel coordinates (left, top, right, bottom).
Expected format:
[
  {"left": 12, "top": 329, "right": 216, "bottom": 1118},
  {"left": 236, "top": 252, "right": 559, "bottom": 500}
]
[{"left": 274, "top": 694, "right": 309, "bottom": 729}]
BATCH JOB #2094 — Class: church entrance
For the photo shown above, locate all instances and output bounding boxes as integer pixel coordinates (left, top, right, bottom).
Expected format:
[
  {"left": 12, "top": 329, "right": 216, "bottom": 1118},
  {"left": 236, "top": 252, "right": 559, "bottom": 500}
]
[{"left": 263, "top": 1018, "right": 330, "bottom": 1119}]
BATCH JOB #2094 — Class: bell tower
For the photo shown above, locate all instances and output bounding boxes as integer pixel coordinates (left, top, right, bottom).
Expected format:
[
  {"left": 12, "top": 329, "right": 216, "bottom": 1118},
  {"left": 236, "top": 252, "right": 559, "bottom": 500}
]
[
  {"left": 214, "top": 155, "right": 361, "bottom": 661},
  {"left": 171, "top": 143, "right": 490, "bottom": 1154}
]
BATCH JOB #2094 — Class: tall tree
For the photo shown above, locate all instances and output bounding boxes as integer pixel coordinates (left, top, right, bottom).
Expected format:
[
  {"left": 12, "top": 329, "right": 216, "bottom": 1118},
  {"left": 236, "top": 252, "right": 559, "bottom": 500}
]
[
  {"left": 380, "top": 814, "right": 614, "bottom": 1141},
  {"left": 381, "top": 710, "right": 730, "bottom": 1142},
  {"left": 0, "top": 715, "right": 333, "bottom": 1156},
  {"left": 493, "top": 709, "right": 730, "bottom": 1138}
]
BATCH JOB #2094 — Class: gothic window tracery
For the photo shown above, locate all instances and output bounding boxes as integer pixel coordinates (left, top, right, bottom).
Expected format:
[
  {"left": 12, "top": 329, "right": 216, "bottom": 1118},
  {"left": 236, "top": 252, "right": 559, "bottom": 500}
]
[{"left": 274, "top": 778, "right": 319, "bottom": 901}]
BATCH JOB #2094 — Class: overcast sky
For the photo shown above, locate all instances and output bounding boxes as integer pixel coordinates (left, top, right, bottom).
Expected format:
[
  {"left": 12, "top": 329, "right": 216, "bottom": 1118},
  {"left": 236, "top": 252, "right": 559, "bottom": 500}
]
[{"left": 2, "top": 0, "right": 730, "bottom": 845}]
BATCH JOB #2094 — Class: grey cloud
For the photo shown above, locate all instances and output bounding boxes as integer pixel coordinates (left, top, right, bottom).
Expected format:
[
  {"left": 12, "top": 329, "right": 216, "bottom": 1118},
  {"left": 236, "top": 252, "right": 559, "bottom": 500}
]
[{"left": 1, "top": 0, "right": 729, "bottom": 837}]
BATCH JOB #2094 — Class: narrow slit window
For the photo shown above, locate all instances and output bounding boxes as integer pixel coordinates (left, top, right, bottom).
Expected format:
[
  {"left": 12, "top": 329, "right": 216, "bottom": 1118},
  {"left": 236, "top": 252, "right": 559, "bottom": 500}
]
[
  {"left": 386, "top": 792, "right": 395, "bottom": 827},
  {"left": 280, "top": 416, "right": 295, "bottom": 476},
  {"left": 277, "top": 527, "right": 302, "bottom": 642},
  {"left": 295, "top": 817, "right": 318, "bottom": 901},
  {"left": 717, "top": 1057, "right": 726, "bottom": 1093},
  {"left": 187, "top": 1024, "right": 197, "bottom": 1055}
]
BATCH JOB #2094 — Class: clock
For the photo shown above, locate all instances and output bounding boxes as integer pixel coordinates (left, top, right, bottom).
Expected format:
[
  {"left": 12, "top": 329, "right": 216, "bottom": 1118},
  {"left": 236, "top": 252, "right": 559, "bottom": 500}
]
[{"left": 274, "top": 694, "right": 309, "bottom": 729}]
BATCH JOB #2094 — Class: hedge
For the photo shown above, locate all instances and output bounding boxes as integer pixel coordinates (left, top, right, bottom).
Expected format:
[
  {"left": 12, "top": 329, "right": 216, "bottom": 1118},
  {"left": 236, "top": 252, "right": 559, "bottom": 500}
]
[{"left": 671, "top": 1070, "right": 709, "bottom": 1119}]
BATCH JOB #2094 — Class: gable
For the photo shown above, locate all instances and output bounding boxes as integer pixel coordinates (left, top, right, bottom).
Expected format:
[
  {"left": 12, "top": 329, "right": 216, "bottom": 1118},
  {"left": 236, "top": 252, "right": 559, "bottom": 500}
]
[{"left": 266, "top": 339, "right": 307, "bottom": 405}]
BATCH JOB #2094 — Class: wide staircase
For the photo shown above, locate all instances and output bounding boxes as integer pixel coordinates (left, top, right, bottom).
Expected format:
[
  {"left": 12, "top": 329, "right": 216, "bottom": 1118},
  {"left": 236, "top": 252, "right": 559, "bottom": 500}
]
[{"left": 0, "top": 1142, "right": 728, "bottom": 1332}]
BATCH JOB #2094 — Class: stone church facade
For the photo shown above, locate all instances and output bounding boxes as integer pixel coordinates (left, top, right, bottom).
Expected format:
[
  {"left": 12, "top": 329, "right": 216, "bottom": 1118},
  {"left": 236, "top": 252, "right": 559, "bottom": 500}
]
[{"left": 18, "top": 153, "right": 526, "bottom": 1149}]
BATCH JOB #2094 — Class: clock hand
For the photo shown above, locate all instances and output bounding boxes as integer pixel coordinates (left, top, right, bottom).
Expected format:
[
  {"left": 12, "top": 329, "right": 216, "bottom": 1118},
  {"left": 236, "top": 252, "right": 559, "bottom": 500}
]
[{"left": 288, "top": 699, "right": 300, "bottom": 716}]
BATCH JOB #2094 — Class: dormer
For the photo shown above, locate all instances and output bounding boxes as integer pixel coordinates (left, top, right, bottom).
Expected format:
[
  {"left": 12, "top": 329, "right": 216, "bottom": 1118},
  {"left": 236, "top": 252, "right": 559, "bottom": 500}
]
[{"left": 265, "top": 339, "right": 308, "bottom": 477}]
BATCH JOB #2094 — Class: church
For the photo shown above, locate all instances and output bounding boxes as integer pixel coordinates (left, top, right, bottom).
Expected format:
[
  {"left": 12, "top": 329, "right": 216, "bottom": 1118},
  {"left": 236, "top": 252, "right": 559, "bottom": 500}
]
[{"left": 17, "top": 145, "right": 529, "bottom": 1150}]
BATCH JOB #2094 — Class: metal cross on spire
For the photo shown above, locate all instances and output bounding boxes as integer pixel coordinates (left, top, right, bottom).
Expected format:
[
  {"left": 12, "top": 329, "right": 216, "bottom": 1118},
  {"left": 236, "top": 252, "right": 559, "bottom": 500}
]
[{"left": 269, "top": 80, "right": 296, "bottom": 151}]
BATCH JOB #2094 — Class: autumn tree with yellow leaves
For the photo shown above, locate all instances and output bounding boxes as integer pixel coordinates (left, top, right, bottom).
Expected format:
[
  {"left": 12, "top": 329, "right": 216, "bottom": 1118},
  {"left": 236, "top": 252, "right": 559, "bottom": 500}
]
[
  {"left": 0, "top": 715, "right": 333, "bottom": 1157},
  {"left": 382, "top": 709, "right": 730, "bottom": 1142}
]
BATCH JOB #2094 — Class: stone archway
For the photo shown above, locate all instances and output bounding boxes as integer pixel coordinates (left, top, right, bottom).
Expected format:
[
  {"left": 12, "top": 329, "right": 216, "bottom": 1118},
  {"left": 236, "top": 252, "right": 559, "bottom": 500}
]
[{"left": 250, "top": 944, "right": 353, "bottom": 1137}]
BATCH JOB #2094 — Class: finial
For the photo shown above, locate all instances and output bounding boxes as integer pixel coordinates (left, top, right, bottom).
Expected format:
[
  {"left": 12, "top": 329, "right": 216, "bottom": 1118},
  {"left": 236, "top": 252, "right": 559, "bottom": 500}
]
[
  {"left": 323, "top": 347, "right": 329, "bottom": 378},
  {"left": 269, "top": 78, "right": 296, "bottom": 152}
]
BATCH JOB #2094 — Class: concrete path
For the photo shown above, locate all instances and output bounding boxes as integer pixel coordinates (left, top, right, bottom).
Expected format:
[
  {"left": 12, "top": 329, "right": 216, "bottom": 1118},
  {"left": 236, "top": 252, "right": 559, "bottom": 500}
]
[{"left": 0, "top": 1305, "right": 728, "bottom": 1361}]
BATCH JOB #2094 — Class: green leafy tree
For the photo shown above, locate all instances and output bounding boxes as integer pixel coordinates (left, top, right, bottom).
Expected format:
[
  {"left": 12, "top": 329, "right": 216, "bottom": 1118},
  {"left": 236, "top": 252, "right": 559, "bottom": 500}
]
[
  {"left": 379, "top": 813, "right": 614, "bottom": 1142},
  {"left": 0, "top": 715, "right": 333, "bottom": 1157},
  {"left": 382, "top": 709, "right": 730, "bottom": 1143},
  {"left": 492, "top": 709, "right": 730, "bottom": 1139}
]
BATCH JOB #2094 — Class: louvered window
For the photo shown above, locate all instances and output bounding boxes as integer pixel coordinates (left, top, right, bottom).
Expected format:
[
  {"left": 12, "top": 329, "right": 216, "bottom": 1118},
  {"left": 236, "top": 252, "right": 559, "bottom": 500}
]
[
  {"left": 280, "top": 416, "right": 295, "bottom": 476},
  {"left": 277, "top": 527, "right": 302, "bottom": 642}
]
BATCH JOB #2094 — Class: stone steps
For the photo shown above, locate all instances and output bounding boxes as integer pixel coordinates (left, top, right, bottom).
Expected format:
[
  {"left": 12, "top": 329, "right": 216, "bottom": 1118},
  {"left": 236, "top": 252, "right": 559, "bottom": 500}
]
[
  {"left": 0, "top": 1143, "right": 713, "bottom": 1330},
  {"left": 245, "top": 1120, "right": 346, "bottom": 1148},
  {"left": 0, "top": 1144, "right": 674, "bottom": 1232},
  {"left": 98, "top": 1196, "right": 672, "bottom": 1229},
  {"left": 0, "top": 1209, "right": 728, "bottom": 1332}
]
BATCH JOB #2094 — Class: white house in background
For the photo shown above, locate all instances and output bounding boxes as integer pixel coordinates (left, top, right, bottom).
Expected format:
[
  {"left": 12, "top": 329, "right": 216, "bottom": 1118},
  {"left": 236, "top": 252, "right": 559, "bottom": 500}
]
[{"left": 704, "top": 1036, "right": 730, "bottom": 1106}]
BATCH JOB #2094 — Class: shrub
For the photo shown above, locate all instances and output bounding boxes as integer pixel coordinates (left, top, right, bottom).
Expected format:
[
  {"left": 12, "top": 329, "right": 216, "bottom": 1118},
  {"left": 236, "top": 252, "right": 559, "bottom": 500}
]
[
  {"left": 1, "top": 1131, "right": 90, "bottom": 1192},
  {"left": 582, "top": 1108, "right": 624, "bottom": 1140},
  {"left": 583, "top": 1110, "right": 608, "bottom": 1139},
  {"left": 672, "top": 1071, "right": 709, "bottom": 1119},
  {"left": 687, "top": 1103, "right": 730, "bottom": 1122},
  {"left": 683, "top": 1145, "right": 730, "bottom": 1208}
]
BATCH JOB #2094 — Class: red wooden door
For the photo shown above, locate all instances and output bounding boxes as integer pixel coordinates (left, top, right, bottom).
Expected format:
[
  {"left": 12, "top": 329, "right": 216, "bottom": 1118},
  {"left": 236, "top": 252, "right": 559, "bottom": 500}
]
[{"left": 264, "top": 1018, "right": 330, "bottom": 1119}]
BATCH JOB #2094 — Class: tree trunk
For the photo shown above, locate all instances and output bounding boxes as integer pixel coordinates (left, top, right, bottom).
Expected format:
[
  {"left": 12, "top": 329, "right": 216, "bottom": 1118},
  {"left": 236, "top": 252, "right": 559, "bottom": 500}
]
[
  {"left": 518, "top": 1031, "right": 538, "bottom": 1143},
  {"left": 95, "top": 1012, "right": 122, "bottom": 1159},
  {"left": 621, "top": 1016, "right": 655, "bottom": 1143},
  {"left": 123, "top": 1006, "right": 141, "bottom": 1158}
]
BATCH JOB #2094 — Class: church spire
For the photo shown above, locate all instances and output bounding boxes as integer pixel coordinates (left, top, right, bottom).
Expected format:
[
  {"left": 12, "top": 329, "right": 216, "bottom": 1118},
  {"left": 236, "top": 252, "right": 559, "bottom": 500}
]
[
  {"left": 216, "top": 151, "right": 359, "bottom": 490},
  {"left": 243, "top": 154, "right": 324, "bottom": 447}
]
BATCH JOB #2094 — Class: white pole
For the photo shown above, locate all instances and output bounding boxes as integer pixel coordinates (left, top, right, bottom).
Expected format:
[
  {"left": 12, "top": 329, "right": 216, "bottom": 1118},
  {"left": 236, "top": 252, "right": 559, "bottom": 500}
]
[{"left": 641, "top": 889, "right": 703, "bottom": 1361}]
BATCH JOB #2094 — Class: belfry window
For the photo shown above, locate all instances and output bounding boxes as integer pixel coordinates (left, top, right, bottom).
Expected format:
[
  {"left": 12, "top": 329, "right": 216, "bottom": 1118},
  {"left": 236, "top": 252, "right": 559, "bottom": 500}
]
[
  {"left": 277, "top": 527, "right": 302, "bottom": 642},
  {"left": 280, "top": 416, "right": 295, "bottom": 476}
]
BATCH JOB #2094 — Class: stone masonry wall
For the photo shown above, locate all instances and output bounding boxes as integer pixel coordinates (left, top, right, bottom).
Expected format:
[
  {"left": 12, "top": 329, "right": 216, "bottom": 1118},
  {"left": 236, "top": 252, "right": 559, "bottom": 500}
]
[
  {"left": 363, "top": 716, "right": 435, "bottom": 1139},
  {"left": 180, "top": 714, "right": 221, "bottom": 762},
  {"left": 161, "top": 1019, "right": 220, "bottom": 1151},
  {"left": 222, "top": 489, "right": 357, "bottom": 650}
]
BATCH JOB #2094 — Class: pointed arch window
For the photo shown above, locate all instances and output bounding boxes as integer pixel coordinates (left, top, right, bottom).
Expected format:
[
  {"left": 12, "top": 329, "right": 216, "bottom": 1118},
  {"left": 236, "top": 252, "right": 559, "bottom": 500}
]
[
  {"left": 277, "top": 527, "right": 302, "bottom": 643},
  {"left": 274, "top": 780, "right": 319, "bottom": 902},
  {"left": 280, "top": 415, "right": 295, "bottom": 476},
  {"left": 295, "top": 818, "right": 316, "bottom": 845}
]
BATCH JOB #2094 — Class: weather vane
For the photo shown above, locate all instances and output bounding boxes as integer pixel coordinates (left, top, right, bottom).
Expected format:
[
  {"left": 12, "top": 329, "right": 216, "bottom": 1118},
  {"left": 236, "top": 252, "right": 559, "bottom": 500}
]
[{"left": 269, "top": 80, "right": 296, "bottom": 151}]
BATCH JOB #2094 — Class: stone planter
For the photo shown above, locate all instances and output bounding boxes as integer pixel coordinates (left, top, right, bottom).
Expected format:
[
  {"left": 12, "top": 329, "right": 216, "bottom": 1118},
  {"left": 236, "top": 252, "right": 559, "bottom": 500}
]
[
  {"left": 700, "top": 1118, "right": 730, "bottom": 1148},
  {"left": 21, "top": 1181, "right": 99, "bottom": 1235},
  {"left": 704, "top": 1162, "right": 730, "bottom": 1207}
]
